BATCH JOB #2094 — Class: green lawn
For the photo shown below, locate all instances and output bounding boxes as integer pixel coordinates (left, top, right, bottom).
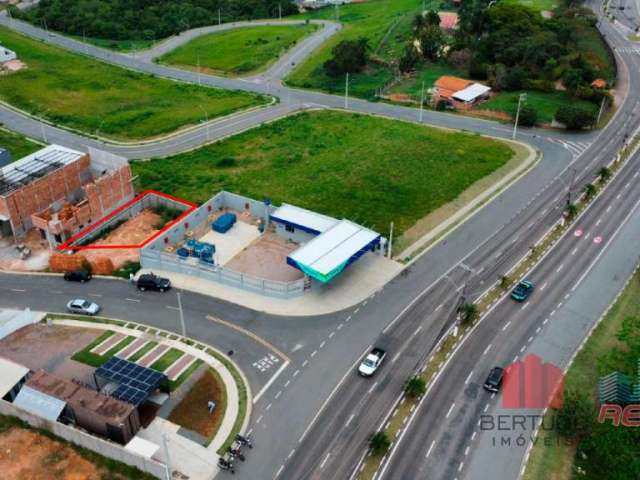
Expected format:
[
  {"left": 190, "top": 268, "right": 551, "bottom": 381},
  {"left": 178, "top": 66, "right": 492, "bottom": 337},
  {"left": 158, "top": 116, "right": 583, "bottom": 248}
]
[
  {"left": 70, "top": 332, "right": 136, "bottom": 368},
  {"left": 479, "top": 91, "right": 598, "bottom": 124},
  {"left": 133, "top": 110, "right": 514, "bottom": 236},
  {"left": 0, "top": 27, "right": 268, "bottom": 141},
  {"left": 389, "top": 63, "right": 463, "bottom": 98},
  {"left": 524, "top": 271, "right": 640, "bottom": 480},
  {"left": 285, "top": 0, "right": 436, "bottom": 99},
  {"left": 159, "top": 24, "right": 317, "bottom": 76},
  {"left": 0, "top": 127, "right": 42, "bottom": 160},
  {"left": 150, "top": 347, "right": 184, "bottom": 372},
  {"left": 504, "top": 0, "right": 559, "bottom": 11},
  {"left": 70, "top": 35, "right": 156, "bottom": 52},
  {"left": 127, "top": 341, "right": 158, "bottom": 363}
]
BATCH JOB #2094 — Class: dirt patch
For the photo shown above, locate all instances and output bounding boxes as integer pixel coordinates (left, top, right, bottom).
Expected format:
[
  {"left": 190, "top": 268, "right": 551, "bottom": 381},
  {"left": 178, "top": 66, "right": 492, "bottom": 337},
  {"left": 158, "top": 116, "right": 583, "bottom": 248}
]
[
  {"left": 168, "top": 369, "right": 226, "bottom": 440},
  {"left": 0, "top": 427, "right": 100, "bottom": 480},
  {"left": 83, "top": 208, "right": 162, "bottom": 269},
  {"left": 0, "top": 324, "right": 99, "bottom": 383},
  {"left": 0, "top": 229, "right": 50, "bottom": 272},
  {"left": 465, "top": 108, "right": 513, "bottom": 122},
  {"left": 225, "top": 232, "right": 303, "bottom": 282}
]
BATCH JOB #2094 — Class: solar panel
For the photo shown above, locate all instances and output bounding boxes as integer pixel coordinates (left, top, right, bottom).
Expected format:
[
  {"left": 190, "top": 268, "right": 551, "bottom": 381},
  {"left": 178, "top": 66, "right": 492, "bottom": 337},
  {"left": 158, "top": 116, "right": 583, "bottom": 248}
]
[{"left": 96, "top": 357, "right": 167, "bottom": 407}]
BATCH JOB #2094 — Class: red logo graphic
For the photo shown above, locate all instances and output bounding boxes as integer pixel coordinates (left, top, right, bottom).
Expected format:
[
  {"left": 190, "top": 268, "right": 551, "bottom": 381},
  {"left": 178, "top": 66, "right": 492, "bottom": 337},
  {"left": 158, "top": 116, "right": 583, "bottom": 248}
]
[
  {"left": 502, "top": 354, "right": 564, "bottom": 409},
  {"left": 598, "top": 404, "right": 640, "bottom": 427}
]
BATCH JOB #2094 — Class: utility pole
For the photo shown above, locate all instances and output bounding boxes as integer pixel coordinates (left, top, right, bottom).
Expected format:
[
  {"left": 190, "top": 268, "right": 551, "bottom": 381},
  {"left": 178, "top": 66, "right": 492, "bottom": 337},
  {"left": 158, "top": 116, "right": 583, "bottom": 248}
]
[
  {"left": 161, "top": 434, "right": 172, "bottom": 480},
  {"left": 218, "top": 8, "right": 222, "bottom": 25},
  {"left": 512, "top": 92, "right": 527, "bottom": 140},
  {"left": 177, "top": 291, "right": 186, "bottom": 337},
  {"left": 388, "top": 221, "right": 394, "bottom": 259},
  {"left": 335, "top": 3, "right": 339, "bottom": 21},
  {"left": 419, "top": 80, "right": 425, "bottom": 123},
  {"left": 566, "top": 168, "right": 577, "bottom": 208},
  {"left": 40, "top": 123, "right": 48, "bottom": 144},
  {"left": 344, "top": 72, "right": 349, "bottom": 109},
  {"left": 596, "top": 96, "right": 606, "bottom": 126},
  {"left": 278, "top": 3, "right": 282, "bottom": 20},
  {"left": 197, "top": 53, "right": 201, "bottom": 85}
]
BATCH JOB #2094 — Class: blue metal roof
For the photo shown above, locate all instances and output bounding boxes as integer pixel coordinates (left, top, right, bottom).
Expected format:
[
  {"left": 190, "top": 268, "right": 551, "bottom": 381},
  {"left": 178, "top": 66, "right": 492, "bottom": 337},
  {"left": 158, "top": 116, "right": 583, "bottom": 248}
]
[{"left": 96, "top": 357, "right": 167, "bottom": 407}]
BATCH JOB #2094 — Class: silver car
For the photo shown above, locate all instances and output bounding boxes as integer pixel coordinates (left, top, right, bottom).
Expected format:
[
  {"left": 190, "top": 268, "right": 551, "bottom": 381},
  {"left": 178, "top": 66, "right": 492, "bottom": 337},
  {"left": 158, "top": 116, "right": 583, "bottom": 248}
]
[{"left": 66, "top": 298, "right": 100, "bottom": 316}]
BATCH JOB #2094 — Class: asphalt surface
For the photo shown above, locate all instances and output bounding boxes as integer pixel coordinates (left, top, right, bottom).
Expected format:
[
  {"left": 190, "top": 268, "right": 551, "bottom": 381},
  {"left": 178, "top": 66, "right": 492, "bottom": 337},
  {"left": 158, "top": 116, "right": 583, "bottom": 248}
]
[{"left": 0, "top": 4, "right": 637, "bottom": 480}]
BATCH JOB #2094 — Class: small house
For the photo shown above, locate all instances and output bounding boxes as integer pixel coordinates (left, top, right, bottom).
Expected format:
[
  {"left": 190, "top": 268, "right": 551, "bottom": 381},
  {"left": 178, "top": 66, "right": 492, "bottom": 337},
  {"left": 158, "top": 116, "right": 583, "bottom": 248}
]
[{"left": 0, "top": 47, "right": 16, "bottom": 64}]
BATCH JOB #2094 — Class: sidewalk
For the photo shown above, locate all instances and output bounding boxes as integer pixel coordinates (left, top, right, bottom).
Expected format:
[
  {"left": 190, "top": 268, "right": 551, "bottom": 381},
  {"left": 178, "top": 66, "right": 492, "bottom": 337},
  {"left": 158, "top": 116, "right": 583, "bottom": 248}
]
[
  {"left": 139, "top": 253, "right": 403, "bottom": 317},
  {"left": 53, "top": 317, "right": 248, "bottom": 479}
]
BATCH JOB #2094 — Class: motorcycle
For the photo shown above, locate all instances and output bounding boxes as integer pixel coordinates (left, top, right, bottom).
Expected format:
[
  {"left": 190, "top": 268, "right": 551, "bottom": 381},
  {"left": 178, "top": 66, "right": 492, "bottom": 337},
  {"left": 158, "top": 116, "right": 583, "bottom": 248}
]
[
  {"left": 235, "top": 433, "right": 253, "bottom": 449},
  {"left": 227, "top": 445, "right": 246, "bottom": 462},
  {"left": 218, "top": 458, "right": 235, "bottom": 474}
]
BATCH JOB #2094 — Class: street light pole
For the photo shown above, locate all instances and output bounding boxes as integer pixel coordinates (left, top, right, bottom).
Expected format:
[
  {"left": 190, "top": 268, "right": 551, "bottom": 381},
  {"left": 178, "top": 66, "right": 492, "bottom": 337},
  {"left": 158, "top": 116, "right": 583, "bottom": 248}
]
[
  {"left": 177, "top": 291, "right": 186, "bottom": 337},
  {"left": 218, "top": 8, "right": 221, "bottom": 25},
  {"left": 344, "top": 72, "right": 349, "bottom": 109},
  {"left": 512, "top": 92, "right": 527, "bottom": 140},
  {"left": 419, "top": 80, "right": 425, "bottom": 123},
  {"left": 197, "top": 53, "right": 201, "bottom": 86}
]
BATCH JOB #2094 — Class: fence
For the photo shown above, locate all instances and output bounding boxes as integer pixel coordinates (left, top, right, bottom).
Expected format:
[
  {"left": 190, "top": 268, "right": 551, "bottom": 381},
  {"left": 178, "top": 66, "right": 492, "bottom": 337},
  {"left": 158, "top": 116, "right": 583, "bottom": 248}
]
[
  {"left": 0, "top": 399, "right": 166, "bottom": 479},
  {"left": 142, "top": 251, "right": 305, "bottom": 298},
  {"left": 140, "top": 191, "right": 305, "bottom": 298}
]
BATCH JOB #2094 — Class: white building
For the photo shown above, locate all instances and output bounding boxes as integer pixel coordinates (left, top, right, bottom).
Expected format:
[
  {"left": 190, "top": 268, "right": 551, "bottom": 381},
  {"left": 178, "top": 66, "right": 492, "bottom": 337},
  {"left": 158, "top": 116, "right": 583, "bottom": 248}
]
[{"left": 0, "top": 46, "right": 16, "bottom": 64}]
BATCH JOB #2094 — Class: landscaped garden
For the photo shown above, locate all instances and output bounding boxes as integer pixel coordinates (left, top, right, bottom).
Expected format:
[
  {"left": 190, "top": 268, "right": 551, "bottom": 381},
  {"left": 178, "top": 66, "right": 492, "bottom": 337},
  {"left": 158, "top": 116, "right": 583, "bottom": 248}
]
[
  {"left": 0, "top": 27, "right": 268, "bottom": 141},
  {"left": 132, "top": 110, "right": 514, "bottom": 237},
  {"left": 158, "top": 24, "right": 317, "bottom": 76},
  {"left": 0, "top": 127, "right": 41, "bottom": 160}
]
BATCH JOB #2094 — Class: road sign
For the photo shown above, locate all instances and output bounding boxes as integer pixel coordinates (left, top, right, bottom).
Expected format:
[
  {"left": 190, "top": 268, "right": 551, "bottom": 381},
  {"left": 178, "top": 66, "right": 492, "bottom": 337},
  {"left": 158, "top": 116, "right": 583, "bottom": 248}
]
[
  {"left": 574, "top": 229, "right": 583, "bottom": 237},
  {"left": 594, "top": 236, "right": 603, "bottom": 244}
]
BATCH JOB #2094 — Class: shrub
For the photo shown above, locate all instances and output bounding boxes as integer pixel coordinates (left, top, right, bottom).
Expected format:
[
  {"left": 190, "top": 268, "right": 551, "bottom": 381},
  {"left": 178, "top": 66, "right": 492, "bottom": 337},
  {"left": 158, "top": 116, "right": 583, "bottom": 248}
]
[
  {"left": 459, "top": 303, "right": 479, "bottom": 326},
  {"left": 405, "top": 376, "right": 427, "bottom": 398},
  {"left": 369, "top": 431, "right": 391, "bottom": 455},
  {"left": 555, "top": 105, "right": 596, "bottom": 130},
  {"left": 518, "top": 105, "right": 538, "bottom": 127}
]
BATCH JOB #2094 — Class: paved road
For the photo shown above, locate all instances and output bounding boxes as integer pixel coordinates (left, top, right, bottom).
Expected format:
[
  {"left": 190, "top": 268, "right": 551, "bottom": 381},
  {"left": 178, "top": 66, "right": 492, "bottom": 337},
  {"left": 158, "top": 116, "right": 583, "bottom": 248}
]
[
  {"left": 0, "top": 12, "right": 599, "bottom": 160},
  {"left": 0, "top": 5, "right": 637, "bottom": 480}
]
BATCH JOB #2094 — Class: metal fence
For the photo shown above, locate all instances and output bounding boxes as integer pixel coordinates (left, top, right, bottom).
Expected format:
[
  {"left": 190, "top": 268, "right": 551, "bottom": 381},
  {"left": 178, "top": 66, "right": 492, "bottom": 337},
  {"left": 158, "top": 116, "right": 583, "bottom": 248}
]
[
  {"left": 0, "top": 400, "right": 166, "bottom": 479},
  {"left": 142, "top": 251, "right": 305, "bottom": 298}
]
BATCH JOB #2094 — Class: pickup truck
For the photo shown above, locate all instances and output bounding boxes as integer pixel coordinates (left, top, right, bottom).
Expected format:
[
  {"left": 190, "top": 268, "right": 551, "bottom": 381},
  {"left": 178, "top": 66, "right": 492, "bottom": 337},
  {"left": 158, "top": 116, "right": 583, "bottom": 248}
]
[{"left": 358, "top": 348, "right": 386, "bottom": 377}]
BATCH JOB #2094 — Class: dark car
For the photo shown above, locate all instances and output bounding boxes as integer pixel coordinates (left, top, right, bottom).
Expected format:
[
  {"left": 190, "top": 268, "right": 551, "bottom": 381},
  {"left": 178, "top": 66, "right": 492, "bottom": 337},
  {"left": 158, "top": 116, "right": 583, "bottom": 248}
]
[
  {"left": 63, "top": 270, "right": 91, "bottom": 283},
  {"left": 511, "top": 280, "right": 535, "bottom": 302},
  {"left": 483, "top": 366, "right": 504, "bottom": 393},
  {"left": 137, "top": 273, "right": 171, "bottom": 292}
]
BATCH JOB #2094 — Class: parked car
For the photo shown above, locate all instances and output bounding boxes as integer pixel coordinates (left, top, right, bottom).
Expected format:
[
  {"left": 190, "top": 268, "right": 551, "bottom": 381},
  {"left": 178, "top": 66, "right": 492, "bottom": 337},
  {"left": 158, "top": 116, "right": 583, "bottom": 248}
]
[
  {"left": 137, "top": 273, "right": 171, "bottom": 292},
  {"left": 483, "top": 366, "right": 504, "bottom": 393},
  {"left": 63, "top": 270, "right": 91, "bottom": 283},
  {"left": 511, "top": 280, "right": 535, "bottom": 302},
  {"left": 66, "top": 298, "right": 100, "bottom": 316},
  {"left": 358, "top": 348, "right": 386, "bottom": 377}
]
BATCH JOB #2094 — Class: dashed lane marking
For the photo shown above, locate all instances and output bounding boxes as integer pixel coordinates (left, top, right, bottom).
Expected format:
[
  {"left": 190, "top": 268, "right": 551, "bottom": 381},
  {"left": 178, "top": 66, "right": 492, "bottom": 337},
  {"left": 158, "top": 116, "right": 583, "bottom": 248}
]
[
  {"left": 125, "top": 298, "right": 140, "bottom": 302},
  {"left": 465, "top": 371, "right": 474, "bottom": 385},
  {"left": 426, "top": 440, "right": 436, "bottom": 458},
  {"left": 446, "top": 402, "right": 456, "bottom": 418},
  {"left": 502, "top": 320, "right": 511, "bottom": 331}
]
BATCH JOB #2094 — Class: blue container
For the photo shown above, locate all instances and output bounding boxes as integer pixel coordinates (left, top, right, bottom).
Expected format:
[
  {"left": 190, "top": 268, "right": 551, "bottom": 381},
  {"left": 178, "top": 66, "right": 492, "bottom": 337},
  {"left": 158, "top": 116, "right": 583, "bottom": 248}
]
[
  {"left": 212, "top": 212, "right": 236, "bottom": 234},
  {"left": 176, "top": 247, "right": 189, "bottom": 258}
]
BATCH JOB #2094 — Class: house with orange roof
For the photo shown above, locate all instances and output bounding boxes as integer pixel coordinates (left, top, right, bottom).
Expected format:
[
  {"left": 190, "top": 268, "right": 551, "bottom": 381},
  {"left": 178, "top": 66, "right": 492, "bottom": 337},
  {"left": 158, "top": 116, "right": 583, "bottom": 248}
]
[{"left": 432, "top": 75, "right": 492, "bottom": 110}]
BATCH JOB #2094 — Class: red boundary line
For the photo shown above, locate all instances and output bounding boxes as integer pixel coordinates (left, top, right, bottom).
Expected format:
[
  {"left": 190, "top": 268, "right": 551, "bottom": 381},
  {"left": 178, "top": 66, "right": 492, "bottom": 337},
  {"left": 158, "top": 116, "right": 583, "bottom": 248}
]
[{"left": 57, "top": 190, "right": 197, "bottom": 251}]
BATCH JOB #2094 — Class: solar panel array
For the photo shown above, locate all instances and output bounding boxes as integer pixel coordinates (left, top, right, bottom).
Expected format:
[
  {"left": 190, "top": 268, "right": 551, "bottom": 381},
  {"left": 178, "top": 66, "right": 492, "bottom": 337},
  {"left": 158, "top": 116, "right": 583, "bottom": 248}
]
[{"left": 96, "top": 357, "right": 166, "bottom": 407}]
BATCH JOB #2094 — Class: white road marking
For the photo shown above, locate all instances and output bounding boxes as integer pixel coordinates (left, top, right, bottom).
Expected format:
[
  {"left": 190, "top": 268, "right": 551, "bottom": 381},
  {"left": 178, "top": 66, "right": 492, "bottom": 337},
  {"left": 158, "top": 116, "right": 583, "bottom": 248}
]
[
  {"left": 471, "top": 431, "right": 477, "bottom": 441},
  {"left": 520, "top": 345, "right": 526, "bottom": 353},
  {"left": 329, "top": 331, "right": 335, "bottom": 339},
  {"left": 256, "top": 415, "right": 263, "bottom": 424},
  {"left": 483, "top": 403, "right": 489, "bottom": 413},
  {"left": 571, "top": 247, "right": 578, "bottom": 255},
  {"left": 293, "top": 369, "right": 300, "bottom": 377},
  {"left": 521, "top": 302, "right": 530, "bottom": 310},
  {"left": 550, "top": 309, "right": 556, "bottom": 316},
  {"left": 557, "top": 302, "right": 563, "bottom": 309},
  {"left": 465, "top": 446, "right": 470, "bottom": 456},
  {"left": 319, "top": 341, "right": 326, "bottom": 349},
  {"left": 88, "top": 293, "right": 102, "bottom": 297},
  {"left": 125, "top": 298, "right": 140, "bottom": 302},
  {"left": 275, "top": 465, "right": 284, "bottom": 479},
  {"left": 502, "top": 320, "right": 511, "bottom": 331},
  {"left": 536, "top": 327, "right": 541, "bottom": 334},
  {"left": 446, "top": 402, "right": 456, "bottom": 418},
  {"left": 607, "top": 205, "right": 612, "bottom": 212},
  {"left": 391, "top": 352, "right": 401, "bottom": 364},
  {"left": 459, "top": 461, "right": 464, "bottom": 472},
  {"left": 435, "top": 303, "right": 443, "bottom": 312},
  {"left": 310, "top": 350, "right": 317, "bottom": 358},
  {"left": 302, "top": 360, "right": 308, "bottom": 367},
  {"left": 166, "top": 305, "right": 179, "bottom": 310},
  {"left": 337, "top": 323, "right": 343, "bottom": 330},
  {"left": 426, "top": 440, "right": 436, "bottom": 458},
  {"left": 275, "top": 390, "right": 282, "bottom": 400},
  {"left": 367, "top": 381, "right": 379, "bottom": 395},
  {"left": 413, "top": 325, "right": 423, "bottom": 336},
  {"left": 585, "top": 232, "right": 591, "bottom": 240},
  {"left": 596, "top": 218, "right": 602, "bottom": 226},
  {"left": 540, "top": 282, "right": 548, "bottom": 291},
  {"left": 320, "top": 453, "right": 331, "bottom": 469},
  {"left": 464, "top": 371, "right": 474, "bottom": 385},
  {"left": 564, "top": 293, "right": 570, "bottom": 300},
  {"left": 51, "top": 290, "right": 63, "bottom": 294},
  {"left": 482, "top": 344, "right": 492, "bottom": 356},
  {"left": 284, "top": 380, "right": 290, "bottom": 388},
  {"left": 10, "top": 288, "right": 25, "bottom": 292},
  {"left": 266, "top": 403, "right": 272, "bottom": 411},
  {"left": 556, "top": 264, "right": 563, "bottom": 273},
  {"left": 345, "top": 413, "right": 355, "bottom": 427},
  {"left": 528, "top": 336, "right": 533, "bottom": 343},
  {"left": 354, "top": 308, "right": 360, "bottom": 314},
  {"left": 543, "top": 318, "right": 549, "bottom": 325},
  {"left": 287, "top": 449, "right": 295, "bottom": 460}
]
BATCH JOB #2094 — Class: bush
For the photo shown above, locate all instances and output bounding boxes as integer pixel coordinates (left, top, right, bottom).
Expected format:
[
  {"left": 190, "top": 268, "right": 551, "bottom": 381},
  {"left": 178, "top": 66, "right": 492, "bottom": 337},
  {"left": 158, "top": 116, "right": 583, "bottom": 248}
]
[
  {"left": 405, "top": 376, "right": 427, "bottom": 398},
  {"left": 555, "top": 104, "right": 596, "bottom": 129},
  {"left": 323, "top": 38, "right": 369, "bottom": 77},
  {"left": 112, "top": 261, "right": 141, "bottom": 279},
  {"left": 459, "top": 303, "right": 479, "bottom": 326},
  {"left": 369, "top": 431, "right": 391, "bottom": 455},
  {"left": 518, "top": 105, "right": 538, "bottom": 127}
]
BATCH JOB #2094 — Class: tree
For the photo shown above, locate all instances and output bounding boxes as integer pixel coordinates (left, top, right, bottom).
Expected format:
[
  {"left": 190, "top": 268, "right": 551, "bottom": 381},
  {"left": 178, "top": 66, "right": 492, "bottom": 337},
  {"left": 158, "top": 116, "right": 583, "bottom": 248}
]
[
  {"left": 399, "top": 45, "right": 420, "bottom": 73},
  {"left": 555, "top": 105, "right": 597, "bottom": 130},
  {"left": 418, "top": 25, "right": 445, "bottom": 61},
  {"left": 426, "top": 9, "right": 441, "bottom": 26},
  {"left": 518, "top": 105, "right": 538, "bottom": 127},
  {"left": 459, "top": 303, "right": 479, "bottom": 326},
  {"left": 554, "top": 390, "right": 594, "bottom": 439},
  {"left": 500, "top": 275, "right": 512, "bottom": 290},
  {"left": 448, "top": 48, "right": 472, "bottom": 72},
  {"left": 323, "top": 38, "right": 370, "bottom": 77},
  {"left": 405, "top": 376, "right": 427, "bottom": 398},
  {"left": 583, "top": 183, "right": 597, "bottom": 199},
  {"left": 369, "top": 431, "right": 391, "bottom": 455},
  {"left": 598, "top": 166, "right": 612, "bottom": 182},
  {"left": 565, "top": 202, "right": 578, "bottom": 220}
]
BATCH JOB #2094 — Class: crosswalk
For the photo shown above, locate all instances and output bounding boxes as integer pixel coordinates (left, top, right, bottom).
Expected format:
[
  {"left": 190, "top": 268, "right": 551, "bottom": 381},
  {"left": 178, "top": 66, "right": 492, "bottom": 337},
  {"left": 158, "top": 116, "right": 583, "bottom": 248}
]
[
  {"left": 615, "top": 47, "right": 640, "bottom": 54},
  {"left": 548, "top": 138, "right": 592, "bottom": 158}
]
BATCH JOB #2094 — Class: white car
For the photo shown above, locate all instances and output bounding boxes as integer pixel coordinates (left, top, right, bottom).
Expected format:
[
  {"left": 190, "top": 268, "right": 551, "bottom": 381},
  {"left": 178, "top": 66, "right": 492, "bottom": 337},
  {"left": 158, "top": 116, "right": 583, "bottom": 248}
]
[
  {"left": 66, "top": 298, "right": 100, "bottom": 316},
  {"left": 358, "top": 348, "right": 386, "bottom": 377}
]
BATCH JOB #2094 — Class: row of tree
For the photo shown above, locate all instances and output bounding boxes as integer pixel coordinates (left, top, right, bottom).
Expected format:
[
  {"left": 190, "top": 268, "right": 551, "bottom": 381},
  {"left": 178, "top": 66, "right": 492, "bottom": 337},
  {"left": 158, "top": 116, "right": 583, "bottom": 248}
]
[{"left": 14, "top": 0, "right": 298, "bottom": 41}]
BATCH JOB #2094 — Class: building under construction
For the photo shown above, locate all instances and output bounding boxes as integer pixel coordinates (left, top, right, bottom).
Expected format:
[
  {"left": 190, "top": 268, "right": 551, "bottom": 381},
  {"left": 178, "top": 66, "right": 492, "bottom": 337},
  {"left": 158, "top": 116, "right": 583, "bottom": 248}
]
[{"left": 0, "top": 145, "right": 134, "bottom": 248}]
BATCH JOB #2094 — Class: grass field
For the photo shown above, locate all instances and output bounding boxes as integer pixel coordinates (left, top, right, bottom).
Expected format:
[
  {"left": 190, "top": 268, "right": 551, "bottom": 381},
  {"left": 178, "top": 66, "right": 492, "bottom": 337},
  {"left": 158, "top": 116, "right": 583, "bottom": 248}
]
[
  {"left": 524, "top": 271, "right": 640, "bottom": 480},
  {"left": 0, "top": 127, "right": 42, "bottom": 159},
  {"left": 285, "top": 0, "right": 434, "bottom": 99},
  {"left": 133, "top": 110, "right": 514, "bottom": 236},
  {"left": 504, "top": 0, "right": 559, "bottom": 10},
  {"left": 159, "top": 24, "right": 317, "bottom": 76},
  {"left": 389, "top": 63, "right": 463, "bottom": 98},
  {"left": 479, "top": 91, "right": 598, "bottom": 124},
  {"left": 0, "top": 27, "right": 268, "bottom": 141}
]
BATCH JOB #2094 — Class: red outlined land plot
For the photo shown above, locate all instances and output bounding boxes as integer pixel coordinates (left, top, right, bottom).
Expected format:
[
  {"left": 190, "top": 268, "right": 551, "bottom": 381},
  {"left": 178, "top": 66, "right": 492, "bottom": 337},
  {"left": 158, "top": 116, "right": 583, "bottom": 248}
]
[{"left": 57, "top": 190, "right": 197, "bottom": 251}]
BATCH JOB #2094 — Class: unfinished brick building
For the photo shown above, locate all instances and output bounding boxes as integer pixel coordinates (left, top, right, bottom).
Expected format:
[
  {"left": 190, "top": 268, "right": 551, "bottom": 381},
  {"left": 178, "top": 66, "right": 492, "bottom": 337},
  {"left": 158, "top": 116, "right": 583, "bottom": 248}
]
[{"left": 0, "top": 145, "right": 134, "bottom": 248}]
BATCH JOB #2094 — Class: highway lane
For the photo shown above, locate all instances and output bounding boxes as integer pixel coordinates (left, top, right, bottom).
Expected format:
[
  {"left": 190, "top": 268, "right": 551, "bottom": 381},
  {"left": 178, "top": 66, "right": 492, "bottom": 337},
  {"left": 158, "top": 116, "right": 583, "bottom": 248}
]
[{"left": 381, "top": 135, "right": 640, "bottom": 480}]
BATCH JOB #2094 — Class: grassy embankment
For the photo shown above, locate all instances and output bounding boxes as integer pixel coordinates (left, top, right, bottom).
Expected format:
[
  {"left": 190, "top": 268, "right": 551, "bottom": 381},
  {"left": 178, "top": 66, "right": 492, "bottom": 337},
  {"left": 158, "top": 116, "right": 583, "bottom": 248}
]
[
  {"left": 0, "top": 27, "right": 268, "bottom": 141},
  {"left": 0, "top": 127, "right": 42, "bottom": 159},
  {"left": 133, "top": 110, "right": 514, "bottom": 240},
  {"left": 159, "top": 24, "right": 317, "bottom": 76}
]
